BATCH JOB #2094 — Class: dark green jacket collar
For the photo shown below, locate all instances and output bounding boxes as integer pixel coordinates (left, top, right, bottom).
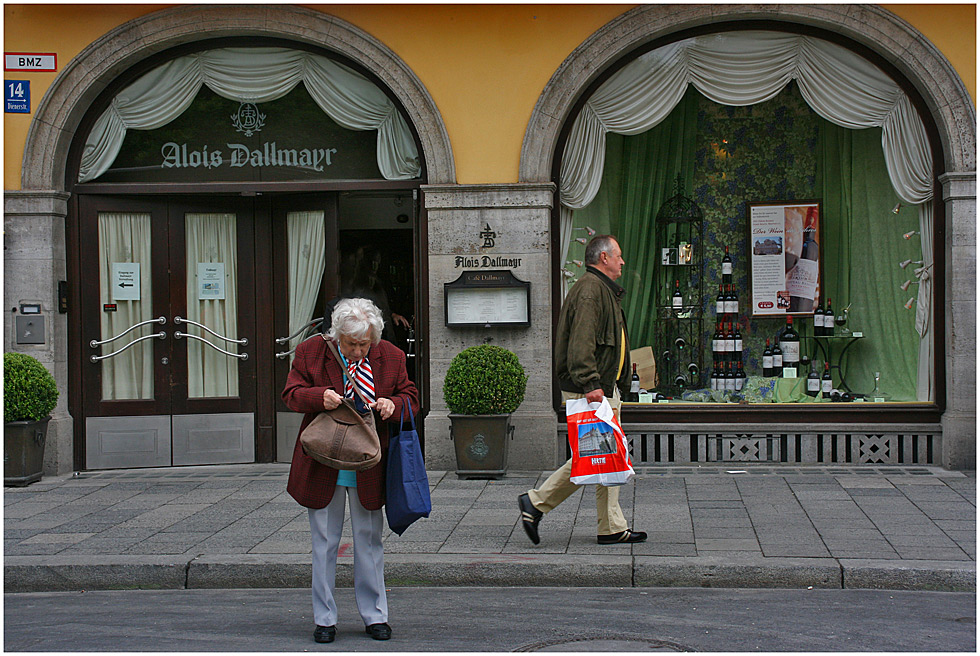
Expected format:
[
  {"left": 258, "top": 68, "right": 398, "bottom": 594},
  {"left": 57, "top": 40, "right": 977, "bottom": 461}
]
[{"left": 585, "top": 266, "right": 625, "bottom": 300}]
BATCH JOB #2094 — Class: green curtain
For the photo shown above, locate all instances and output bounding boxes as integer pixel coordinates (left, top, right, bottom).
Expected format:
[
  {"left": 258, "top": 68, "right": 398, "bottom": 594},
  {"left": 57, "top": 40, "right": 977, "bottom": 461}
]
[
  {"left": 572, "top": 86, "right": 699, "bottom": 349},
  {"left": 816, "top": 122, "right": 919, "bottom": 400}
]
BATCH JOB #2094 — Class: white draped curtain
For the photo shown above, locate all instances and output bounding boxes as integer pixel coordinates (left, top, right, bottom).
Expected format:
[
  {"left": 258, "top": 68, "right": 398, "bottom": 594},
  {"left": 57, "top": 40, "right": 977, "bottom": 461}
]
[
  {"left": 186, "top": 213, "right": 239, "bottom": 398},
  {"left": 287, "top": 211, "right": 326, "bottom": 362},
  {"left": 79, "top": 47, "right": 421, "bottom": 183},
  {"left": 98, "top": 212, "right": 154, "bottom": 400},
  {"left": 560, "top": 30, "right": 934, "bottom": 399}
]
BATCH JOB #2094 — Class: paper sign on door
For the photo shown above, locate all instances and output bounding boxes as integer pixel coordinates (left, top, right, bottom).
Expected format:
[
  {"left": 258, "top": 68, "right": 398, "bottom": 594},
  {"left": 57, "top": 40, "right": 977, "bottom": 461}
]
[
  {"left": 198, "top": 263, "right": 225, "bottom": 300},
  {"left": 111, "top": 263, "right": 141, "bottom": 301}
]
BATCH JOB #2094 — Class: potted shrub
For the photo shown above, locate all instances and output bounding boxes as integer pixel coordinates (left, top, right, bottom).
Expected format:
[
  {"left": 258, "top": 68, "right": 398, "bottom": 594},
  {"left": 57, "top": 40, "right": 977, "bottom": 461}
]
[
  {"left": 4, "top": 352, "right": 59, "bottom": 486},
  {"left": 443, "top": 344, "right": 527, "bottom": 479}
]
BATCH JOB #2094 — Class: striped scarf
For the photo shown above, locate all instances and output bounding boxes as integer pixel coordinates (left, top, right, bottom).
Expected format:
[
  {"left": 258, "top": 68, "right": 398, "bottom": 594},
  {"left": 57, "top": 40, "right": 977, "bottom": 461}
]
[{"left": 345, "top": 358, "right": 375, "bottom": 402}]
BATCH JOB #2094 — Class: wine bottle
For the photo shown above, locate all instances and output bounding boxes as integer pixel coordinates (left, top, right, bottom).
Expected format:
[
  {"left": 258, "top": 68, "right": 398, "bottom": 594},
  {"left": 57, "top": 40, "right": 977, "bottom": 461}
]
[
  {"left": 724, "top": 361, "right": 735, "bottom": 392},
  {"left": 712, "top": 323, "right": 723, "bottom": 363},
  {"left": 806, "top": 360, "right": 820, "bottom": 397},
  {"left": 735, "top": 360, "right": 746, "bottom": 392},
  {"left": 716, "top": 284, "right": 725, "bottom": 316},
  {"left": 723, "top": 284, "right": 736, "bottom": 315},
  {"left": 722, "top": 245, "right": 733, "bottom": 277},
  {"left": 780, "top": 315, "right": 800, "bottom": 375},
  {"left": 673, "top": 373, "right": 687, "bottom": 390},
  {"left": 824, "top": 298, "right": 833, "bottom": 337},
  {"left": 763, "top": 338, "right": 773, "bottom": 377},
  {"left": 672, "top": 280, "right": 683, "bottom": 309},
  {"left": 688, "top": 362, "right": 700, "bottom": 387},
  {"left": 822, "top": 361, "right": 833, "bottom": 395},
  {"left": 710, "top": 361, "right": 720, "bottom": 391},
  {"left": 723, "top": 322, "right": 734, "bottom": 359},
  {"left": 630, "top": 363, "right": 640, "bottom": 402},
  {"left": 787, "top": 212, "right": 819, "bottom": 312},
  {"left": 674, "top": 336, "right": 686, "bottom": 351},
  {"left": 733, "top": 323, "right": 743, "bottom": 361},
  {"left": 814, "top": 299, "right": 825, "bottom": 336},
  {"left": 772, "top": 338, "right": 783, "bottom": 376}
]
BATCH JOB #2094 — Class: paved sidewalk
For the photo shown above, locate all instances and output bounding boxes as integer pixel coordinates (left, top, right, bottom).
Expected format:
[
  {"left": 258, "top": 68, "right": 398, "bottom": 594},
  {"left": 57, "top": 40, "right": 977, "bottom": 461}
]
[{"left": 4, "top": 464, "right": 975, "bottom": 593}]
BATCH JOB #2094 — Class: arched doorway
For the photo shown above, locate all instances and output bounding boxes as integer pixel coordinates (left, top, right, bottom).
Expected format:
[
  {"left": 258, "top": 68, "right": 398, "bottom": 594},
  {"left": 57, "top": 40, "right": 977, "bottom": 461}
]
[
  {"left": 21, "top": 6, "right": 455, "bottom": 472},
  {"left": 520, "top": 5, "right": 975, "bottom": 468}
]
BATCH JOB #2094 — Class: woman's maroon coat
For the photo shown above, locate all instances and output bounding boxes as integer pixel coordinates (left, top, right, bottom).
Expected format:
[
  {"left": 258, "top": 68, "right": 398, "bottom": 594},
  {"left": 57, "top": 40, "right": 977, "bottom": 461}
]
[{"left": 283, "top": 336, "right": 419, "bottom": 510}]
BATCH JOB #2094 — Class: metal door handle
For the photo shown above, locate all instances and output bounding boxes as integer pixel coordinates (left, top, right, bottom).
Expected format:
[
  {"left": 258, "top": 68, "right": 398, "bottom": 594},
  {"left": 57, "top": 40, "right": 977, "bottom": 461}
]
[
  {"left": 89, "top": 317, "right": 166, "bottom": 348},
  {"left": 275, "top": 317, "right": 325, "bottom": 359},
  {"left": 173, "top": 316, "right": 247, "bottom": 346},
  {"left": 275, "top": 317, "right": 324, "bottom": 345},
  {"left": 174, "top": 331, "right": 248, "bottom": 360},
  {"left": 90, "top": 332, "right": 166, "bottom": 362}
]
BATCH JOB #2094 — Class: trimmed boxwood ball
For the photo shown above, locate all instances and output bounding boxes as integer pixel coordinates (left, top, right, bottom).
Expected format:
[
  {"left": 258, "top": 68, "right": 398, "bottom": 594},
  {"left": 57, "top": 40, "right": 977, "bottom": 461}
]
[
  {"left": 443, "top": 345, "right": 528, "bottom": 415},
  {"left": 4, "top": 352, "right": 59, "bottom": 422}
]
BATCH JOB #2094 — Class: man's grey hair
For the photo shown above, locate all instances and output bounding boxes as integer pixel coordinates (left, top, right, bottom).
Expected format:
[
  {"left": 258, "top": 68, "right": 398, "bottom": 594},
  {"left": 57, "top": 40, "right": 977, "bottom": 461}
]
[
  {"left": 584, "top": 234, "right": 618, "bottom": 266},
  {"left": 328, "top": 297, "right": 384, "bottom": 344}
]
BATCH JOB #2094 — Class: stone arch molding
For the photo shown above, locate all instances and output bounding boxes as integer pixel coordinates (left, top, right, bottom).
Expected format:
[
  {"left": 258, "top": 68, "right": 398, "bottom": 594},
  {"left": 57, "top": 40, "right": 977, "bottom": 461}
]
[
  {"left": 22, "top": 4, "right": 455, "bottom": 190},
  {"left": 520, "top": 4, "right": 976, "bottom": 183}
]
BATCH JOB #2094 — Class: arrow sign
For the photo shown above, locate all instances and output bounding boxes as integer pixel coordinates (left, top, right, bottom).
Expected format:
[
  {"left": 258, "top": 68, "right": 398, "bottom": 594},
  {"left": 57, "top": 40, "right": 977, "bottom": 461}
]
[{"left": 111, "top": 263, "right": 140, "bottom": 301}]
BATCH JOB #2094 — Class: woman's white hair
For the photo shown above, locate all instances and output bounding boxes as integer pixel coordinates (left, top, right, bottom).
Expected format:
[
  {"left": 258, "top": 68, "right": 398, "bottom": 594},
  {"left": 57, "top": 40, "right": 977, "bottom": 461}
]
[{"left": 327, "top": 297, "right": 385, "bottom": 344}]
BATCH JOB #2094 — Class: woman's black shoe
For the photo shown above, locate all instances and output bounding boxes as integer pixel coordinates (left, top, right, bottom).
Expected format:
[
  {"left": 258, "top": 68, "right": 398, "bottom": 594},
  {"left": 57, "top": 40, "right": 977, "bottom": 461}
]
[
  {"left": 365, "top": 623, "right": 392, "bottom": 640},
  {"left": 597, "top": 529, "right": 647, "bottom": 544},
  {"left": 314, "top": 625, "right": 336, "bottom": 643}
]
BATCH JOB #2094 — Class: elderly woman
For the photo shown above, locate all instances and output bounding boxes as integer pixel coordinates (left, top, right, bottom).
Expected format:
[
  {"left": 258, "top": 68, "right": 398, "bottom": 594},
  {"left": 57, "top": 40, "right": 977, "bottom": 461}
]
[{"left": 284, "top": 297, "right": 419, "bottom": 644}]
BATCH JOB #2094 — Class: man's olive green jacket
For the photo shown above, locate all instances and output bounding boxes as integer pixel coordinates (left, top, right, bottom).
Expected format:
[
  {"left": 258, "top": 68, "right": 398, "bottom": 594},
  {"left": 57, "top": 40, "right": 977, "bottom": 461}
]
[{"left": 556, "top": 266, "right": 631, "bottom": 398}]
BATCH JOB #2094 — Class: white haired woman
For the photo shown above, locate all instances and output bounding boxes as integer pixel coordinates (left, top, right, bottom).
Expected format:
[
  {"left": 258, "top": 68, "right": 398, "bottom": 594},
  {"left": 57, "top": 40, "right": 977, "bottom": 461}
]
[{"left": 284, "top": 297, "right": 420, "bottom": 644}]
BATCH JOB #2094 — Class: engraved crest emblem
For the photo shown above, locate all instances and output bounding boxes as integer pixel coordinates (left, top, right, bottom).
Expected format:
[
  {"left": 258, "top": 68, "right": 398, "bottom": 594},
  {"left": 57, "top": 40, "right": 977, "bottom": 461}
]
[
  {"left": 231, "top": 101, "right": 265, "bottom": 137},
  {"left": 466, "top": 434, "right": 490, "bottom": 462}
]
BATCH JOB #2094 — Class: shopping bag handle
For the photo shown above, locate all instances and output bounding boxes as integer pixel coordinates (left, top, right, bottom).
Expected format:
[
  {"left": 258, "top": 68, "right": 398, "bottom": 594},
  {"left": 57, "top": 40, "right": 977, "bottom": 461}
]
[{"left": 398, "top": 396, "right": 417, "bottom": 430}]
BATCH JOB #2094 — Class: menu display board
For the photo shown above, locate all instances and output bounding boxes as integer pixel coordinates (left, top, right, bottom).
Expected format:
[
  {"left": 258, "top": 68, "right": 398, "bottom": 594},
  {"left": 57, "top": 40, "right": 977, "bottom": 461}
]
[
  {"left": 444, "top": 269, "right": 530, "bottom": 327},
  {"left": 747, "top": 200, "right": 822, "bottom": 316}
]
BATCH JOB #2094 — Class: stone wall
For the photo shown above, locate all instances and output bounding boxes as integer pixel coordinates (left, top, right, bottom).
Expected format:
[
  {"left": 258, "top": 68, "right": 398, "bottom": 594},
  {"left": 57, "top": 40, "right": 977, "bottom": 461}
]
[
  {"left": 4, "top": 191, "right": 74, "bottom": 475},
  {"left": 422, "top": 183, "right": 560, "bottom": 471},
  {"left": 940, "top": 172, "right": 977, "bottom": 470}
]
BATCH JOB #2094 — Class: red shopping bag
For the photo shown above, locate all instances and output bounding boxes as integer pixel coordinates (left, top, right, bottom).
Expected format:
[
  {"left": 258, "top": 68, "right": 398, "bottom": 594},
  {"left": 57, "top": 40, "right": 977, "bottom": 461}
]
[{"left": 566, "top": 396, "right": 634, "bottom": 486}]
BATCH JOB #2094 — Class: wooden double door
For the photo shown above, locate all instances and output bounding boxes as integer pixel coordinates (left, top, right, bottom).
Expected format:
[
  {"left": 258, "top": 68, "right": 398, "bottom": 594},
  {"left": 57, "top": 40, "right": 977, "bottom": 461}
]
[{"left": 76, "top": 193, "right": 350, "bottom": 469}]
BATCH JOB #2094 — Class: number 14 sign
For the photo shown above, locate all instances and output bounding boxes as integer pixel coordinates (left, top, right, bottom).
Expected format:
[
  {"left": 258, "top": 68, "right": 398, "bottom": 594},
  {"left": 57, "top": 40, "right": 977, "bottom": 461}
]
[{"left": 5, "top": 80, "right": 30, "bottom": 113}]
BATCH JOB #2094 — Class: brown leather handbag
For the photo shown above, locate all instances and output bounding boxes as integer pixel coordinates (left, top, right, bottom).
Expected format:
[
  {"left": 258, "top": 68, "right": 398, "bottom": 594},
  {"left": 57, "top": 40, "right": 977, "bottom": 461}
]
[{"left": 299, "top": 339, "right": 381, "bottom": 471}]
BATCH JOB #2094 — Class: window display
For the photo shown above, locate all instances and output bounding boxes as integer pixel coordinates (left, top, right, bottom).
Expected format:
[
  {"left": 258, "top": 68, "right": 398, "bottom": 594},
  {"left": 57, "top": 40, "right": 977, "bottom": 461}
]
[{"left": 567, "top": 84, "right": 921, "bottom": 404}]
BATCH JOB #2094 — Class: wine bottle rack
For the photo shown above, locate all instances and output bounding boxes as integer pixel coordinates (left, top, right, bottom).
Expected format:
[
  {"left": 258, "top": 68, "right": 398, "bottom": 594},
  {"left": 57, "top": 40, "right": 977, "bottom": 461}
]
[{"left": 653, "top": 175, "right": 704, "bottom": 396}]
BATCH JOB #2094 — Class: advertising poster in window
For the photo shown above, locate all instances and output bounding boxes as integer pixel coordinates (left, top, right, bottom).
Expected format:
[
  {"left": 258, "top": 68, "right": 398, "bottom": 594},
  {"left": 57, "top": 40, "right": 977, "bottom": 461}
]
[{"left": 747, "top": 201, "right": 821, "bottom": 316}]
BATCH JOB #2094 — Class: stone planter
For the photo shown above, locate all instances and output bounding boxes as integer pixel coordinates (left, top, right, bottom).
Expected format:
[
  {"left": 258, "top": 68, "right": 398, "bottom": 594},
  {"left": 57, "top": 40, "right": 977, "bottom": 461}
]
[
  {"left": 449, "top": 414, "right": 514, "bottom": 479},
  {"left": 4, "top": 416, "right": 49, "bottom": 486}
]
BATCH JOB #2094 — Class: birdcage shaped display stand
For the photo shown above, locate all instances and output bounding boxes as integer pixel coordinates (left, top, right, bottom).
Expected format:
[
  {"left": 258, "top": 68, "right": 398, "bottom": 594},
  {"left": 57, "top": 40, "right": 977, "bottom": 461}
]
[{"left": 654, "top": 175, "right": 705, "bottom": 396}]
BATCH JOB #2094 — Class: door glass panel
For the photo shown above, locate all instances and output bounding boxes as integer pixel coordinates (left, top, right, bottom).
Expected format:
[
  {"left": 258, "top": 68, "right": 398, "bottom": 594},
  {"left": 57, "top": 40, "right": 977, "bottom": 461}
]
[
  {"left": 185, "top": 213, "right": 239, "bottom": 398},
  {"left": 98, "top": 212, "right": 154, "bottom": 401},
  {"left": 287, "top": 211, "right": 325, "bottom": 361}
]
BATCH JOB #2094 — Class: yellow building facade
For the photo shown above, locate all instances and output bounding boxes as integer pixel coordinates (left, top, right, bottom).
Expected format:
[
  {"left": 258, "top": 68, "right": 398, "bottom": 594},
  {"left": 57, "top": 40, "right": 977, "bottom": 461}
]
[{"left": 3, "top": 4, "right": 975, "bottom": 476}]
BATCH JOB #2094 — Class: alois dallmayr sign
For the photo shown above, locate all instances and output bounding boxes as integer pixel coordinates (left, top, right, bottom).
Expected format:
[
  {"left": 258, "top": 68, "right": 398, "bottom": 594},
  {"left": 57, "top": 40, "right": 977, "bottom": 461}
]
[{"left": 445, "top": 223, "right": 530, "bottom": 327}]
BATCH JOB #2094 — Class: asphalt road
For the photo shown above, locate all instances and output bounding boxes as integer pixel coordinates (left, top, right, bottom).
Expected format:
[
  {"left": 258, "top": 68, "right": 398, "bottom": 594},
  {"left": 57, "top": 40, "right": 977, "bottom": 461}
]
[{"left": 4, "top": 586, "right": 975, "bottom": 652}]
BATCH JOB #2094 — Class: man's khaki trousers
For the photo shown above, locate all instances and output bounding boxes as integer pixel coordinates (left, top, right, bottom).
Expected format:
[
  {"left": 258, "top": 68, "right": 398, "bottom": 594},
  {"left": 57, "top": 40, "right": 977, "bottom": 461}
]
[{"left": 527, "top": 389, "right": 628, "bottom": 536}]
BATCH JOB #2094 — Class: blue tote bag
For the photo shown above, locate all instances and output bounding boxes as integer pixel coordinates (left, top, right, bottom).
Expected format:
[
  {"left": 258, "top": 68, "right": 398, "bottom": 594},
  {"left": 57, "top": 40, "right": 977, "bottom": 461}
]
[{"left": 385, "top": 401, "right": 431, "bottom": 535}]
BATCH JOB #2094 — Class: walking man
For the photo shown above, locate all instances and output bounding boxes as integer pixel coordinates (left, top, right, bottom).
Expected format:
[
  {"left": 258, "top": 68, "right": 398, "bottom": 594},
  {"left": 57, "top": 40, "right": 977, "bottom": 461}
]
[{"left": 518, "top": 234, "right": 647, "bottom": 545}]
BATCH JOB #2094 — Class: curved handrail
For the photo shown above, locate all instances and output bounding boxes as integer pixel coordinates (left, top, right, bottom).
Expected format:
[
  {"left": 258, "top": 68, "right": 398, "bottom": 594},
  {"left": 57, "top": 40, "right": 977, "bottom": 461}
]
[
  {"left": 174, "top": 316, "right": 247, "bottom": 346},
  {"left": 275, "top": 317, "right": 324, "bottom": 345},
  {"left": 175, "top": 331, "right": 248, "bottom": 360},
  {"left": 89, "top": 317, "right": 166, "bottom": 348},
  {"left": 90, "top": 332, "right": 166, "bottom": 362},
  {"left": 275, "top": 330, "right": 325, "bottom": 360}
]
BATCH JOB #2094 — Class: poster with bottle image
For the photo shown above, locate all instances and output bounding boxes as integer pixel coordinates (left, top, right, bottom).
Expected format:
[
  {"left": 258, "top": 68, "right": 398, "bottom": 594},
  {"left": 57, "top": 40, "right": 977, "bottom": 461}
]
[{"left": 747, "top": 200, "right": 822, "bottom": 316}]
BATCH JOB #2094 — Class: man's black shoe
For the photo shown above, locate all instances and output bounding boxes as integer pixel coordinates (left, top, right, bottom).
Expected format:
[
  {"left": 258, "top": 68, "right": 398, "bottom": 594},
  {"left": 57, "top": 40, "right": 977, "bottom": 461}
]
[
  {"left": 365, "top": 623, "right": 392, "bottom": 640},
  {"left": 314, "top": 625, "right": 336, "bottom": 643},
  {"left": 518, "top": 493, "right": 543, "bottom": 545},
  {"left": 597, "top": 529, "right": 647, "bottom": 544}
]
